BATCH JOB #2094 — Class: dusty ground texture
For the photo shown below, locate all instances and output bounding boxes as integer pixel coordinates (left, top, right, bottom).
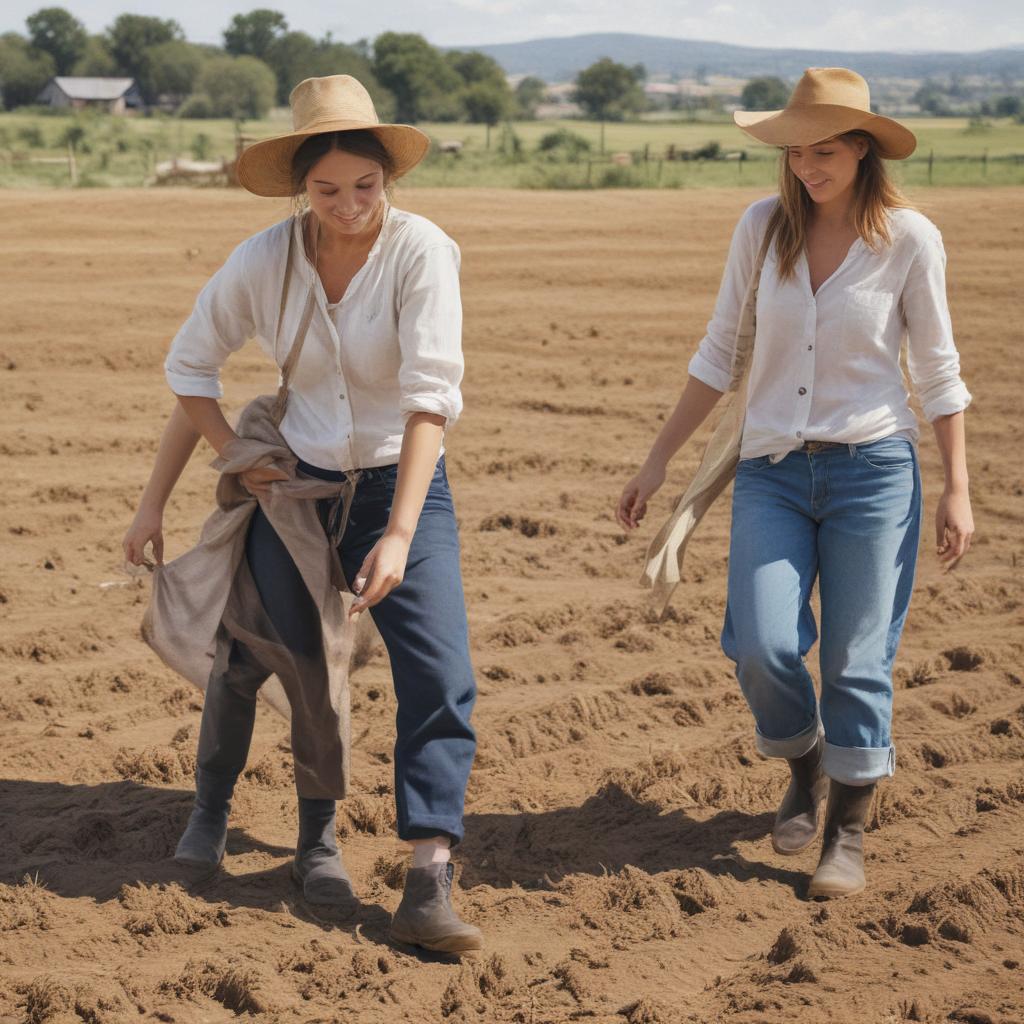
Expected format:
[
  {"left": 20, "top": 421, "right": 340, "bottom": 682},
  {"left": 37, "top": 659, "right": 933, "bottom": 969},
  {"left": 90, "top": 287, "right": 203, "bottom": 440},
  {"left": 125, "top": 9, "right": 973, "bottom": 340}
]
[{"left": 0, "top": 187, "right": 1022, "bottom": 1024}]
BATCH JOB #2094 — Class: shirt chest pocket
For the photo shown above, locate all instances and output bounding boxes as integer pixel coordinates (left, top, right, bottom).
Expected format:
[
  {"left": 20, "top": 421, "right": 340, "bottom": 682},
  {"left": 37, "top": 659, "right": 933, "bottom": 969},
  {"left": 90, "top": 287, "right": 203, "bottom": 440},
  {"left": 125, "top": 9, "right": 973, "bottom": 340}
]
[{"left": 841, "top": 288, "right": 894, "bottom": 346}]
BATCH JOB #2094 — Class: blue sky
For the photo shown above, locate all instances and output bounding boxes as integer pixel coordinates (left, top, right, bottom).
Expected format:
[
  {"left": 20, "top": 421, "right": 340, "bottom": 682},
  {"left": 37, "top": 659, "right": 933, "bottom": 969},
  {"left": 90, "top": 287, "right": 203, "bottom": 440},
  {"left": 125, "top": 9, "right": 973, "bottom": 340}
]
[{"left": 4, "top": 0, "right": 1022, "bottom": 52}]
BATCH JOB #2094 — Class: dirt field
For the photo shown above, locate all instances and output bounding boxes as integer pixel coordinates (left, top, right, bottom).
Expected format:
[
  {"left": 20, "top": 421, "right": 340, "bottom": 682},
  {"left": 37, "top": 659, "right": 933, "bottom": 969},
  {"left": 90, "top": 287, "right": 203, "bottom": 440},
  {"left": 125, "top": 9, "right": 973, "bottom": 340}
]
[{"left": 0, "top": 186, "right": 1022, "bottom": 1024}]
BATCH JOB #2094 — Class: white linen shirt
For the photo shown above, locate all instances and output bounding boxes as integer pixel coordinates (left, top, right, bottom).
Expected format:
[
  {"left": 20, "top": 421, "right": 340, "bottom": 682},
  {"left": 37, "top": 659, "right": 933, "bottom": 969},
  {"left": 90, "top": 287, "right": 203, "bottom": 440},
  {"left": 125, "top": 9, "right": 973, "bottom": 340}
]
[
  {"left": 688, "top": 196, "right": 971, "bottom": 461},
  {"left": 165, "top": 206, "right": 463, "bottom": 471}
]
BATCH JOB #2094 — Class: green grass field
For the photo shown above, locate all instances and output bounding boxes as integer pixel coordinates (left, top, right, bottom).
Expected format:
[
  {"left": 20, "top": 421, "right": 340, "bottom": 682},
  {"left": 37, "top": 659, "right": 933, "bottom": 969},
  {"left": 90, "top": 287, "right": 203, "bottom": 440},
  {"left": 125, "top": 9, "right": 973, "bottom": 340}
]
[{"left": 1, "top": 109, "right": 1021, "bottom": 189}]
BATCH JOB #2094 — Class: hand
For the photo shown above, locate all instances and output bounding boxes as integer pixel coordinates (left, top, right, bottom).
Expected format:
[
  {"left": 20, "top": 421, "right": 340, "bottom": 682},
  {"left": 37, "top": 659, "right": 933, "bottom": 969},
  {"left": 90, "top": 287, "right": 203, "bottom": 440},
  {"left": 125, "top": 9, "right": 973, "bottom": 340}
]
[
  {"left": 123, "top": 504, "right": 164, "bottom": 566},
  {"left": 616, "top": 461, "right": 667, "bottom": 531},
  {"left": 349, "top": 532, "right": 411, "bottom": 617},
  {"left": 239, "top": 464, "right": 289, "bottom": 497},
  {"left": 935, "top": 486, "right": 974, "bottom": 568}
]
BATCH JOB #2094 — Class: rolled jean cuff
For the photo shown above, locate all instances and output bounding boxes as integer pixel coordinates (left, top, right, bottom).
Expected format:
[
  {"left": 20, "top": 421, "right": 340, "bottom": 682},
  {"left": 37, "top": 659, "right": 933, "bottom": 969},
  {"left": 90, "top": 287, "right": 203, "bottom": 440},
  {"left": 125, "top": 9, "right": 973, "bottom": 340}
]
[
  {"left": 754, "top": 716, "right": 822, "bottom": 760},
  {"left": 823, "top": 742, "right": 896, "bottom": 785}
]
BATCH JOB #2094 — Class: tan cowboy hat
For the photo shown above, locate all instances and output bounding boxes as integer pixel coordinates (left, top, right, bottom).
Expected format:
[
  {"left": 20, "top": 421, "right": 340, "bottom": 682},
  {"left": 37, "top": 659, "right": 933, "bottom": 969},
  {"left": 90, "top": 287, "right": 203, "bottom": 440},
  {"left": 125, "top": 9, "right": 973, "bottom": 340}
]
[
  {"left": 236, "top": 75, "right": 430, "bottom": 197},
  {"left": 733, "top": 67, "right": 916, "bottom": 160}
]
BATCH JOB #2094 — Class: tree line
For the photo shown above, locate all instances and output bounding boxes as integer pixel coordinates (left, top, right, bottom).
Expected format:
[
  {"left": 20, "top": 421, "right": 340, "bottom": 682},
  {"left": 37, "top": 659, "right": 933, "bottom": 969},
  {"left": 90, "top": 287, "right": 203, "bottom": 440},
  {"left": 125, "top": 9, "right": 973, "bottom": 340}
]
[
  {"left": 0, "top": 7, "right": 734, "bottom": 125},
  {"left": 0, "top": 7, "right": 553, "bottom": 122}
]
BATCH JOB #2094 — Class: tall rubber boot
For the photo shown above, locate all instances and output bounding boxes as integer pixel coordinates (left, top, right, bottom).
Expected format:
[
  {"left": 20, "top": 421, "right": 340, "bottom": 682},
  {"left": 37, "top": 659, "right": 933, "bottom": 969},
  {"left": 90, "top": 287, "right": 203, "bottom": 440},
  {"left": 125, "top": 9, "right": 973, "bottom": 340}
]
[
  {"left": 291, "top": 798, "right": 358, "bottom": 909},
  {"left": 807, "top": 780, "right": 877, "bottom": 898},
  {"left": 174, "top": 768, "right": 237, "bottom": 868},
  {"left": 772, "top": 734, "right": 828, "bottom": 855}
]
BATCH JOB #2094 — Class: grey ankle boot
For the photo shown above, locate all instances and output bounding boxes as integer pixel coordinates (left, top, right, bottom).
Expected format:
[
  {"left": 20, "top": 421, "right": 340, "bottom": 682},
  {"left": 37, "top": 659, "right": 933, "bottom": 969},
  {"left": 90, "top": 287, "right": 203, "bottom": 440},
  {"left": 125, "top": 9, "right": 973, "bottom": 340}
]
[
  {"left": 772, "top": 734, "right": 828, "bottom": 855},
  {"left": 807, "top": 779, "right": 877, "bottom": 898},
  {"left": 291, "top": 798, "right": 357, "bottom": 908},
  {"left": 174, "top": 768, "right": 237, "bottom": 868},
  {"left": 389, "top": 862, "right": 483, "bottom": 953}
]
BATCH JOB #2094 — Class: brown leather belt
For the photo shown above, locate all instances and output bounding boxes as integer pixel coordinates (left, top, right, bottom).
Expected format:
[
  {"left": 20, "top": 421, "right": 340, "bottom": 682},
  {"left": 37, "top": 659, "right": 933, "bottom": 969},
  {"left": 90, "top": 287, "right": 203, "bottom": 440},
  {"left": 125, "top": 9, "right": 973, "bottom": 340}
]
[{"left": 800, "top": 440, "right": 845, "bottom": 452}]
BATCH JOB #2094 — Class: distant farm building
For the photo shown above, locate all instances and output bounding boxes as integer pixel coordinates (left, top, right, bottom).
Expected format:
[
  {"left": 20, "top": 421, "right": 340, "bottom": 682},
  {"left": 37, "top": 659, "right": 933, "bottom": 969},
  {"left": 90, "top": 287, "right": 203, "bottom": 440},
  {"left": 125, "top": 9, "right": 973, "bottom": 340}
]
[{"left": 37, "top": 77, "right": 143, "bottom": 114}]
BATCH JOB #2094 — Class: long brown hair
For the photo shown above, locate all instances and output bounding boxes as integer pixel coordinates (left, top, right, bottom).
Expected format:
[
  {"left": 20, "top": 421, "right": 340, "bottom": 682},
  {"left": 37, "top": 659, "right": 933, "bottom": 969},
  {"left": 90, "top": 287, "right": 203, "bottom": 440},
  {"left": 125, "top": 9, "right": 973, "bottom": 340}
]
[{"left": 768, "top": 131, "right": 911, "bottom": 280}]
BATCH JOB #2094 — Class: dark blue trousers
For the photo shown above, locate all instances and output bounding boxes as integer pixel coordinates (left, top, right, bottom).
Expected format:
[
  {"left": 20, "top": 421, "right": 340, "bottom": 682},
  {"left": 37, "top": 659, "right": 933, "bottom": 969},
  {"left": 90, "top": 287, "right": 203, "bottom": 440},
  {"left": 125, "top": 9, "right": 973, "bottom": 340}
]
[{"left": 200, "top": 455, "right": 477, "bottom": 845}]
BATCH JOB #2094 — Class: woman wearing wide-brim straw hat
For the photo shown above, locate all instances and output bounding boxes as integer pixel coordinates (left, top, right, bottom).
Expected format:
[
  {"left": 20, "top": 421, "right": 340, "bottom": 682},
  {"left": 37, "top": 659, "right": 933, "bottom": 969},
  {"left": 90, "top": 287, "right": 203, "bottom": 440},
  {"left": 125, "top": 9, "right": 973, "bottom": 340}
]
[
  {"left": 618, "top": 67, "right": 974, "bottom": 898},
  {"left": 123, "top": 75, "right": 483, "bottom": 952}
]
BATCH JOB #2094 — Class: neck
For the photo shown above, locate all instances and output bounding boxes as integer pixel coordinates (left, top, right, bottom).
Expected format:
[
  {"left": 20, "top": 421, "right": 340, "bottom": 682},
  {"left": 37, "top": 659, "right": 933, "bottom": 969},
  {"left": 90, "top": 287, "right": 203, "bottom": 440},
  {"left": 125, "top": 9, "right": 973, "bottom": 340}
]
[{"left": 809, "top": 186, "right": 857, "bottom": 229}]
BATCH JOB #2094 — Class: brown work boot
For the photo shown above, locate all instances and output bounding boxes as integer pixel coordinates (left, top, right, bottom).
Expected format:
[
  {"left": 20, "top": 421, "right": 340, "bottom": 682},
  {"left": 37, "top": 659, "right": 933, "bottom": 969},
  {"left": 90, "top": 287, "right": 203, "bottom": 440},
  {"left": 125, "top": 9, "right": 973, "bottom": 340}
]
[
  {"left": 772, "top": 734, "right": 828, "bottom": 855},
  {"left": 389, "top": 862, "right": 483, "bottom": 953},
  {"left": 807, "top": 780, "right": 877, "bottom": 898},
  {"left": 291, "top": 797, "right": 358, "bottom": 910}
]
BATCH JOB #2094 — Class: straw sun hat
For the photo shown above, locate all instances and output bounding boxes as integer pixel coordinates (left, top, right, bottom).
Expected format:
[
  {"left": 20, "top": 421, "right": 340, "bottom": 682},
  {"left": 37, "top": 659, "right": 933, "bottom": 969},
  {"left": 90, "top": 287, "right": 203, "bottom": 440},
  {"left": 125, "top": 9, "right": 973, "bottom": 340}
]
[
  {"left": 236, "top": 75, "right": 430, "bottom": 197},
  {"left": 733, "top": 67, "right": 916, "bottom": 159}
]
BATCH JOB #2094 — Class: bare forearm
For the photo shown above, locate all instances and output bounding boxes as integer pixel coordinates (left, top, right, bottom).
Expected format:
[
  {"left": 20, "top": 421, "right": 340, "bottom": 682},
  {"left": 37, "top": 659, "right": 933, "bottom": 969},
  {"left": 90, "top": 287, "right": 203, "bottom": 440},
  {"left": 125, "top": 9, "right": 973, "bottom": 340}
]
[
  {"left": 388, "top": 413, "right": 446, "bottom": 541},
  {"left": 930, "top": 411, "right": 969, "bottom": 492},
  {"left": 645, "top": 376, "right": 724, "bottom": 469},
  {"left": 175, "top": 395, "right": 238, "bottom": 456},
  {"left": 139, "top": 403, "right": 202, "bottom": 510}
]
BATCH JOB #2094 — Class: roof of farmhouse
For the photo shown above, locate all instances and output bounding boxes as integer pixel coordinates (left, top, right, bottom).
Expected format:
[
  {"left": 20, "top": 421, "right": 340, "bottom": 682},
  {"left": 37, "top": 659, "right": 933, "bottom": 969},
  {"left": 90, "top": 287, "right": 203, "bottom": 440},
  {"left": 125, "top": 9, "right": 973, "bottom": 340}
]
[{"left": 52, "top": 77, "right": 137, "bottom": 100}]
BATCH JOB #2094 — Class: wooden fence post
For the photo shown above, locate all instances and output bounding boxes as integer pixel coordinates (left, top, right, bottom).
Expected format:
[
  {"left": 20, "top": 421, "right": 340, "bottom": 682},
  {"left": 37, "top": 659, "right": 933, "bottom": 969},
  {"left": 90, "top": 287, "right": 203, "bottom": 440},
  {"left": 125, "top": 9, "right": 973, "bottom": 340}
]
[{"left": 928, "top": 149, "right": 934, "bottom": 185}]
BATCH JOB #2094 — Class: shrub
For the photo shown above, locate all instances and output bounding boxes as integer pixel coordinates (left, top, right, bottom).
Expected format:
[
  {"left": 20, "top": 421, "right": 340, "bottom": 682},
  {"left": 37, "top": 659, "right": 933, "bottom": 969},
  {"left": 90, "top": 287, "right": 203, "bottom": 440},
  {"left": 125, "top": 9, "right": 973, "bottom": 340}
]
[
  {"left": 190, "top": 132, "right": 212, "bottom": 160},
  {"left": 177, "top": 93, "right": 214, "bottom": 119},
  {"left": 537, "top": 128, "right": 591, "bottom": 162},
  {"left": 17, "top": 124, "right": 46, "bottom": 147}
]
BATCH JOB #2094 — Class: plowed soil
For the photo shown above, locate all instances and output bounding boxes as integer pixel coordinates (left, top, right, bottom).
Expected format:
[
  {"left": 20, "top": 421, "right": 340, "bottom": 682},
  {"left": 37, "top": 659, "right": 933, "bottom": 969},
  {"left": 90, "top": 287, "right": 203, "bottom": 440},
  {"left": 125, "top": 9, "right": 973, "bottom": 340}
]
[{"left": 1, "top": 187, "right": 1022, "bottom": 1024}]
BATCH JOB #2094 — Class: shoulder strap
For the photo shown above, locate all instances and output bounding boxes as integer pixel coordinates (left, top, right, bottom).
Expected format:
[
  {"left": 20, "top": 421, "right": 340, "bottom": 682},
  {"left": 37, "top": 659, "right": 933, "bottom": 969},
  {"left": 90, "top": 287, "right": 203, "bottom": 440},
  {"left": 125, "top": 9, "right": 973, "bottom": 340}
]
[
  {"left": 270, "top": 216, "right": 317, "bottom": 429},
  {"left": 727, "top": 205, "right": 778, "bottom": 391}
]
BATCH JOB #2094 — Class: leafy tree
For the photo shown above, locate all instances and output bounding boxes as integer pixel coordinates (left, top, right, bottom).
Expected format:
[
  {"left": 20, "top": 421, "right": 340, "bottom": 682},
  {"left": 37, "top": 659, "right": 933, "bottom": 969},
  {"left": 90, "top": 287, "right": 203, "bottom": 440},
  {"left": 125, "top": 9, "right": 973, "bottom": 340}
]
[
  {"left": 195, "top": 54, "right": 276, "bottom": 118},
  {"left": 264, "top": 30, "right": 393, "bottom": 116},
  {"left": 223, "top": 9, "right": 287, "bottom": 61},
  {"left": 105, "top": 14, "right": 182, "bottom": 98},
  {"left": 372, "top": 32, "right": 463, "bottom": 122},
  {"left": 446, "top": 49, "right": 505, "bottom": 89},
  {"left": 0, "top": 32, "right": 56, "bottom": 109},
  {"left": 740, "top": 76, "right": 789, "bottom": 110},
  {"left": 913, "top": 81, "right": 950, "bottom": 116},
  {"left": 461, "top": 81, "right": 508, "bottom": 126},
  {"left": 147, "top": 40, "right": 204, "bottom": 106},
  {"left": 514, "top": 75, "right": 546, "bottom": 119},
  {"left": 573, "top": 57, "right": 646, "bottom": 121},
  {"left": 995, "top": 94, "right": 1022, "bottom": 118},
  {"left": 72, "top": 34, "right": 116, "bottom": 76},
  {"left": 264, "top": 30, "right": 316, "bottom": 104},
  {"left": 25, "top": 7, "right": 87, "bottom": 76}
]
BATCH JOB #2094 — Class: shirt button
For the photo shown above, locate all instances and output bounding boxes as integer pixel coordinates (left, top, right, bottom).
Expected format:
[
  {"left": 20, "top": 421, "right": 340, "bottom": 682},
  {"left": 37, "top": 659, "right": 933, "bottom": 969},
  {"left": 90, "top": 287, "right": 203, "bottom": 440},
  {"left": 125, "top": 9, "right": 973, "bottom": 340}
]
[
  {"left": 798, "top": 387, "right": 807, "bottom": 396},
  {"left": 796, "top": 431, "right": 803, "bottom": 438},
  {"left": 339, "top": 393, "right": 345, "bottom": 400},
  {"left": 807, "top": 345, "right": 813, "bottom": 351}
]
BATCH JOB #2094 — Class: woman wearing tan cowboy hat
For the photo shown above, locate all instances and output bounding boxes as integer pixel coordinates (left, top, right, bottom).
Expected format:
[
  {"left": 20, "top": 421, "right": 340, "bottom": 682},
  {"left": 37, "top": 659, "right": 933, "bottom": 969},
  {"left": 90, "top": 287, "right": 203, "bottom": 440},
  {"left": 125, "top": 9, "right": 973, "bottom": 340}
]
[
  {"left": 123, "top": 75, "right": 482, "bottom": 952},
  {"left": 618, "top": 68, "right": 973, "bottom": 898}
]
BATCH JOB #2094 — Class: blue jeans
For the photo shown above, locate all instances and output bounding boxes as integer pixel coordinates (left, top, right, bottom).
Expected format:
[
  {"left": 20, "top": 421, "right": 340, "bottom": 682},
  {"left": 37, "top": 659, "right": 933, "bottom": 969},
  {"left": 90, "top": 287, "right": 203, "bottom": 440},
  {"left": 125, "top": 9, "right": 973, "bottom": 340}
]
[
  {"left": 244, "top": 454, "right": 477, "bottom": 844},
  {"left": 722, "top": 437, "right": 922, "bottom": 785}
]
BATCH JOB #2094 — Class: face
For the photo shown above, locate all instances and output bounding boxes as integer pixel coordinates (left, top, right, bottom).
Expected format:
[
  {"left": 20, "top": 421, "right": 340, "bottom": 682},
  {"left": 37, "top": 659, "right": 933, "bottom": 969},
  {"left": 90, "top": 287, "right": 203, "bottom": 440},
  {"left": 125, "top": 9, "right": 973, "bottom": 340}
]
[
  {"left": 305, "top": 147, "right": 386, "bottom": 237},
  {"left": 786, "top": 134, "right": 868, "bottom": 205}
]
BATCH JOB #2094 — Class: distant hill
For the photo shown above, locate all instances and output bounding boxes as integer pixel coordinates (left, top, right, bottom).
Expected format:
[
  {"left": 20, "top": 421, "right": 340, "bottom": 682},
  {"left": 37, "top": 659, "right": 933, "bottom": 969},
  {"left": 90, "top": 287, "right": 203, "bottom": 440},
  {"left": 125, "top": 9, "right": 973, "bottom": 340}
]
[{"left": 459, "top": 32, "right": 1024, "bottom": 82}]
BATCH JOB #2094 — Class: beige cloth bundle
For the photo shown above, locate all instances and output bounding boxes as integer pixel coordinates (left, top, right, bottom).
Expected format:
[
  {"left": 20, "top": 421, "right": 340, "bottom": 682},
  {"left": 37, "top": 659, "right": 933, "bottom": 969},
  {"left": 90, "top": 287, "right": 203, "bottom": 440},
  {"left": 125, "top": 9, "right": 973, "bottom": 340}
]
[{"left": 640, "top": 211, "right": 777, "bottom": 614}]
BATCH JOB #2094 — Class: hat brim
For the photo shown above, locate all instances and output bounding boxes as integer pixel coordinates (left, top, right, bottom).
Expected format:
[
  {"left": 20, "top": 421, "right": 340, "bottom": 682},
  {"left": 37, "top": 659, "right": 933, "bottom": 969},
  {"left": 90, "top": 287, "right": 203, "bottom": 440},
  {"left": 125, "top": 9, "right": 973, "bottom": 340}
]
[
  {"left": 733, "top": 104, "right": 916, "bottom": 160},
  {"left": 236, "top": 121, "right": 431, "bottom": 197}
]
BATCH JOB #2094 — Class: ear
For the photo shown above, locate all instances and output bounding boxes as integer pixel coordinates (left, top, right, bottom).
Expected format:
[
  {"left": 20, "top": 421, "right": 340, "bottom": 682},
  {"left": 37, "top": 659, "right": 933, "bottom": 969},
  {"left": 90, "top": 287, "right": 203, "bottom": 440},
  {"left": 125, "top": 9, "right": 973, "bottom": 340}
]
[{"left": 857, "top": 137, "right": 869, "bottom": 160}]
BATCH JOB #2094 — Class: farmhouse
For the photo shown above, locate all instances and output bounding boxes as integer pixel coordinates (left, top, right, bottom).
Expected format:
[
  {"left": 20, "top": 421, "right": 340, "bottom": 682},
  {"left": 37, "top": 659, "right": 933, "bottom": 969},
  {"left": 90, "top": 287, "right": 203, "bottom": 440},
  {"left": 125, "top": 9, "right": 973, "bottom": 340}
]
[{"left": 36, "top": 77, "right": 143, "bottom": 114}]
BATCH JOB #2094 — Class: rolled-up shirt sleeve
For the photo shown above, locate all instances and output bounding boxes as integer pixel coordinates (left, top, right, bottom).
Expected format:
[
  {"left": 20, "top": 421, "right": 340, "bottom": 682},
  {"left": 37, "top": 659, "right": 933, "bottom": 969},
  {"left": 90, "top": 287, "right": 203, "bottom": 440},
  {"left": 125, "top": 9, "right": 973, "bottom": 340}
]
[
  {"left": 164, "top": 243, "right": 256, "bottom": 398},
  {"left": 687, "top": 203, "right": 761, "bottom": 393},
  {"left": 397, "top": 242, "right": 464, "bottom": 425},
  {"left": 903, "top": 230, "right": 971, "bottom": 422}
]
